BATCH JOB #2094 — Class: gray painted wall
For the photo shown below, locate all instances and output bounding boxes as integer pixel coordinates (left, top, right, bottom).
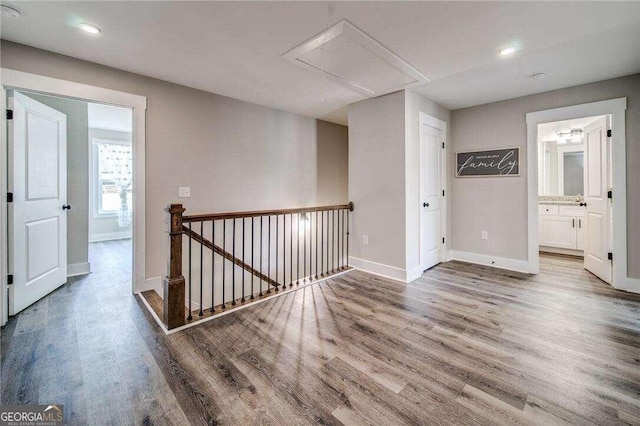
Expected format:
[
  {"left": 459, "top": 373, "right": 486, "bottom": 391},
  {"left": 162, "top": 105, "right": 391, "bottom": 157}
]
[
  {"left": 1, "top": 41, "right": 349, "bottom": 280},
  {"left": 349, "top": 91, "right": 406, "bottom": 270},
  {"left": 316, "top": 120, "right": 348, "bottom": 205},
  {"left": 451, "top": 74, "right": 640, "bottom": 279},
  {"left": 28, "top": 93, "right": 89, "bottom": 269},
  {"left": 348, "top": 90, "right": 450, "bottom": 276}
]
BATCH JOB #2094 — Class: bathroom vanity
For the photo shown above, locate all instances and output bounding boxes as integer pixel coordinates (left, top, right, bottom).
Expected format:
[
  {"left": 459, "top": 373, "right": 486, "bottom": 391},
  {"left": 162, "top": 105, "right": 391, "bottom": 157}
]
[{"left": 539, "top": 198, "right": 585, "bottom": 255}]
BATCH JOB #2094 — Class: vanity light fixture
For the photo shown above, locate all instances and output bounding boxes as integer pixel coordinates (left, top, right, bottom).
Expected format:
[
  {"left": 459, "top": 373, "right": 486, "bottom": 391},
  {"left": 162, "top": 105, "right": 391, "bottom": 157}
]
[{"left": 556, "top": 128, "right": 583, "bottom": 145}]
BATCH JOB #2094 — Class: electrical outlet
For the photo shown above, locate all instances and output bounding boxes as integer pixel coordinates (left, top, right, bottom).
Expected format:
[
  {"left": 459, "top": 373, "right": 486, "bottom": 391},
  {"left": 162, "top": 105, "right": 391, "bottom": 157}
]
[
  {"left": 481, "top": 231, "right": 488, "bottom": 240},
  {"left": 178, "top": 187, "right": 191, "bottom": 198},
  {"left": 363, "top": 235, "right": 369, "bottom": 245}
]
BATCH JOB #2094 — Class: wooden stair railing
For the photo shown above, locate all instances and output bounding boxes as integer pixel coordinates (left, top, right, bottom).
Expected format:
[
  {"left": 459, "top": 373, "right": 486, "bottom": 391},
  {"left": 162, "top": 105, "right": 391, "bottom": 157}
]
[
  {"left": 181, "top": 224, "right": 278, "bottom": 288},
  {"left": 162, "top": 202, "right": 354, "bottom": 329}
]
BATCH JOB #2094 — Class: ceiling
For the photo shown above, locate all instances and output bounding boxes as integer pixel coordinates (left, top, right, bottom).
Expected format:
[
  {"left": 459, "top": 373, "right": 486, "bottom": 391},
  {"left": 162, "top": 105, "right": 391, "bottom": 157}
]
[
  {"left": 2, "top": 2, "right": 639, "bottom": 125},
  {"left": 538, "top": 115, "right": 604, "bottom": 143},
  {"left": 87, "top": 102, "right": 132, "bottom": 133}
]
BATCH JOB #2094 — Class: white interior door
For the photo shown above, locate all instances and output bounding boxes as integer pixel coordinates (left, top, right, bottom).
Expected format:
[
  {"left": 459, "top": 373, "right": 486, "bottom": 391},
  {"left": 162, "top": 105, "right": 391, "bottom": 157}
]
[
  {"left": 583, "top": 116, "right": 612, "bottom": 284},
  {"left": 8, "top": 91, "right": 68, "bottom": 315},
  {"left": 420, "top": 123, "right": 443, "bottom": 270}
]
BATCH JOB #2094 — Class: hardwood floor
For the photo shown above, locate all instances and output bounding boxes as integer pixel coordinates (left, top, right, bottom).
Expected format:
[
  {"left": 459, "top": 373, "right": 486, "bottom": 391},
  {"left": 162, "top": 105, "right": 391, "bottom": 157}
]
[
  {"left": 3, "top": 248, "right": 640, "bottom": 425},
  {"left": 0, "top": 240, "right": 189, "bottom": 424}
]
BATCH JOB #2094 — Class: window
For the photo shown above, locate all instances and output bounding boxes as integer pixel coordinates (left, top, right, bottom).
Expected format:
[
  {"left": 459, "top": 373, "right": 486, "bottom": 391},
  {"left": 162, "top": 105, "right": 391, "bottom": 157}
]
[{"left": 92, "top": 139, "right": 133, "bottom": 223}]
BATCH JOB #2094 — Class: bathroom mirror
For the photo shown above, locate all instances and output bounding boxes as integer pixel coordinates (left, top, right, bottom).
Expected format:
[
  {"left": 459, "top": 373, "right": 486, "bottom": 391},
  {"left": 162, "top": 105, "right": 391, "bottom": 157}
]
[{"left": 538, "top": 141, "right": 584, "bottom": 196}]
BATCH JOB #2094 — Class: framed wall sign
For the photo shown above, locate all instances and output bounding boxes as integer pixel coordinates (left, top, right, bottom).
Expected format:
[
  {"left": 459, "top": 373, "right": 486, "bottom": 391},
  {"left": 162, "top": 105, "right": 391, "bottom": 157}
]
[{"left": 456, "top": 147, "right": 520, "bottom": 177}]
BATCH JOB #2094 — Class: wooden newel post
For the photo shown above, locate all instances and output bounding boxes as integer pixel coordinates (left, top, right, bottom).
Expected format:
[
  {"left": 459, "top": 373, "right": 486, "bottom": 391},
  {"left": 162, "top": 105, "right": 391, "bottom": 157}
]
[{"left": 163, "top": 204, "right": 186, "bottom": 329}]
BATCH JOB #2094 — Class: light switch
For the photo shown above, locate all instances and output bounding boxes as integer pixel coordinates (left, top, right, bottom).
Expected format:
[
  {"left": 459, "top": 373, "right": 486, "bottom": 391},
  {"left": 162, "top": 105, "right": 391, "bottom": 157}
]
[
  {"left": 178, "top": 187, "right": 191, "bottom": 198},
  {"left": 363, "top": 235, "right": 369, "bottom": 245},
  {"left": 481, "top": 231, "right": 488, "bottom": 240}
]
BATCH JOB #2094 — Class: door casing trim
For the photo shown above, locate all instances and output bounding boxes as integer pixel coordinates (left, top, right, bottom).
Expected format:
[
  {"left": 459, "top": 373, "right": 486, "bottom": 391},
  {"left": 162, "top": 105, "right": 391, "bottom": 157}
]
[
  {"left": 1, "top": 68, "right": 147, "bottom": 324},
  {"left": 418, "top": 112, "right": 448, "bottom": 273},
  {"left": 526, "top": 97, "right": 639, "bottom": 293}
]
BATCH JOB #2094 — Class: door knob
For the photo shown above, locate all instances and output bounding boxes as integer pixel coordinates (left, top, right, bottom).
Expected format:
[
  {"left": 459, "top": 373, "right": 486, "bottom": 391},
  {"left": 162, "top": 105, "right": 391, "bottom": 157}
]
[
  {"left": 423, "top": 202, "right": 429, "bottom": 208},
  {"left": 62, "top": 205, "right": 72, "bottom": 210},
  {"left": 579, "top": 202, "right": 587, "bottom": 207}
]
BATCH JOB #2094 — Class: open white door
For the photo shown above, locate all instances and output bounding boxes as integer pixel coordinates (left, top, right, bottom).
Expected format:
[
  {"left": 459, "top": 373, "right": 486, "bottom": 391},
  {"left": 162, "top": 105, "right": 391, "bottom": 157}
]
[
  {"left": 583, "top": 116, "right": 612, "bottom": 284},
  {"left": 420, "top": 123, "right": 443, "bottom": 271},
  {"left": 8, "top": 92, "right": 68, "bottom": 315}
]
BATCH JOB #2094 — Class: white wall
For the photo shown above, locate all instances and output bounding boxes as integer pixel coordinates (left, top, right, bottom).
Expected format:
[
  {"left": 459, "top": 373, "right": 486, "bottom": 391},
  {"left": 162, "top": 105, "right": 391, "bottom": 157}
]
[{"left": 88, "top": 127, "right": 133, "bottom": 242}]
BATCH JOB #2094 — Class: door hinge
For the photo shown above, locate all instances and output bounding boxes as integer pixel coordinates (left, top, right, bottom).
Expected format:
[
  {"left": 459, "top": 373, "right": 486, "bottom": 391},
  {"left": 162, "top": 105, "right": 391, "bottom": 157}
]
[
  {"left": 442, "top": 190, "right": 445, "bottom": 197},
  {"left": 442, "top": 142, "right": 445, "bottom": 149},
  {"left": 607, "top": 129, "right": 612, "bottom": 138},
  {"left": 7, "top": 275, "right": 13, "bottom": 285},
  {"left": 442, "top": 237, "right": 445, "bottom": 244},
  {"left": 608, "top": 190, "right": 612, "bottom": 199},
  {"left": 608, "top": 252, "right": 613, "bottom": 261},
  {"left": 6, "top": 109, "right": 13, "bottom": 120},
  {"left": 6, "top": 192, "right": 13, "bottom": 203}
]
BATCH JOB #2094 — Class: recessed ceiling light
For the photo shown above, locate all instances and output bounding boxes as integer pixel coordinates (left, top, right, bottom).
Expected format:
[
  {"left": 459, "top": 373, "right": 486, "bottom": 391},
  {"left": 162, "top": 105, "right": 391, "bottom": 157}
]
[
  {"left": 530, "top": 72, "right": 547, "bottom": 79},
  {"left": 0, "top": 4, "right": 21, "bottom": 18},
  {"left": 498, "top": 46, "right": 517, "bottom": 56},
  {"left": 80, "top": 23, "right": 101, "bottom": 34}
]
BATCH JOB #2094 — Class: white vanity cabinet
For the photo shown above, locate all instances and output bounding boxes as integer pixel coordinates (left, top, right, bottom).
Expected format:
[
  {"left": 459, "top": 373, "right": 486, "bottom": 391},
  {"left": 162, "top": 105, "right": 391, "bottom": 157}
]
[{"left": 539, "top": 204, "right": 585, "bottom": 252}]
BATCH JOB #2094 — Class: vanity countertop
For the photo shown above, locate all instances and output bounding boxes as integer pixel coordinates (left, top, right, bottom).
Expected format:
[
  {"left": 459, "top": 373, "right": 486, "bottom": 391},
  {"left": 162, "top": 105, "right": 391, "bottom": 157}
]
[{"left": 539, "top": 196, "right": 584, "bottom": 206}]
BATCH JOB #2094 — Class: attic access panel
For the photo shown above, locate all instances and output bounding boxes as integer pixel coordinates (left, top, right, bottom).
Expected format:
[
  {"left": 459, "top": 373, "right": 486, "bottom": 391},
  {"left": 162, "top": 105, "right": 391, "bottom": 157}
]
[{"left": 283, "top": 19, "right": 429, "bottom": 98}]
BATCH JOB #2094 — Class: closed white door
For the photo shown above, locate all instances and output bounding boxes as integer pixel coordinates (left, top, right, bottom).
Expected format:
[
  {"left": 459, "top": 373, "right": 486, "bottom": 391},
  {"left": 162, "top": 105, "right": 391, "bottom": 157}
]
[
  {"left": 8, "top": 92, "right": 68, "bottom": 315},
  {"left": 420, "top": 124, "right": 443, "bottom": 270},
  {"left": 583, "top": 116, "right": 612, "bottom": 284}
]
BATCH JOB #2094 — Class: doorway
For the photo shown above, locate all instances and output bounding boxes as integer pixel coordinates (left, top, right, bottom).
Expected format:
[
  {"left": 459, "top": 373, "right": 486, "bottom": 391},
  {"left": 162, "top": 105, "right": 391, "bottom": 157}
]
[
  {"left": 419, "top": 112, "right": 447, "bottom": 272},
  {"left": 526, "top": 97, "right": 637, "bottom": 293},
  {"left": 536, "top": 114, "right": 612, "bottom": 284},
  {"left": 1, "top": 69, "right": 146, "bottom": 325},
  {"left": 6, "top": 91, "right": 134, "bottom": 315}
]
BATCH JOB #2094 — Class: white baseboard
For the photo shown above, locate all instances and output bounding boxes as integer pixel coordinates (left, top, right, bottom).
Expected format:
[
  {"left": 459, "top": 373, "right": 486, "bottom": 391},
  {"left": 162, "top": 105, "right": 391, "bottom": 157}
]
[
  {"left": 348, "top": 256, "right": 408, "bottom": 283},
  {"left": 449, "top": 250, "right": 531, "bottom": 274},
  {"left": 406, "top": 265, "right": 424, "bottom": 283},
  {"left": 616, "top": 275, "right": 640, "bottom": 294},
  {"left": 67, "top": 262, "right": 91, "bottom": 277},
  {"left": 135, "top": 276, "right": 162, "bottom": 294},
  {"left": 89, "top": 231, "right": 132, "bottom": 243}
]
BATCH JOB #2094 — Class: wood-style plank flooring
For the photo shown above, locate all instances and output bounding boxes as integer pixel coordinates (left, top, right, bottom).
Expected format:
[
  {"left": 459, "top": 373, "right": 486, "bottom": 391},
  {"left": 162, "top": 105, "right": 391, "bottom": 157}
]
[
  {"left": 0, "top": 240, "right": 188, "bottom": 424},
  {"left": 3, "top": 243, "right": 640, "bottom": 425}
]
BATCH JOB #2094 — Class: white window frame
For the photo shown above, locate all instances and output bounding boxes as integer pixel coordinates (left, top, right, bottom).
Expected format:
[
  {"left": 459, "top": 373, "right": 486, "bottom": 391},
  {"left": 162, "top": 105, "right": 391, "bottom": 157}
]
[{"left": 91, "top": 138, "right": 133, "bottom": 219}]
